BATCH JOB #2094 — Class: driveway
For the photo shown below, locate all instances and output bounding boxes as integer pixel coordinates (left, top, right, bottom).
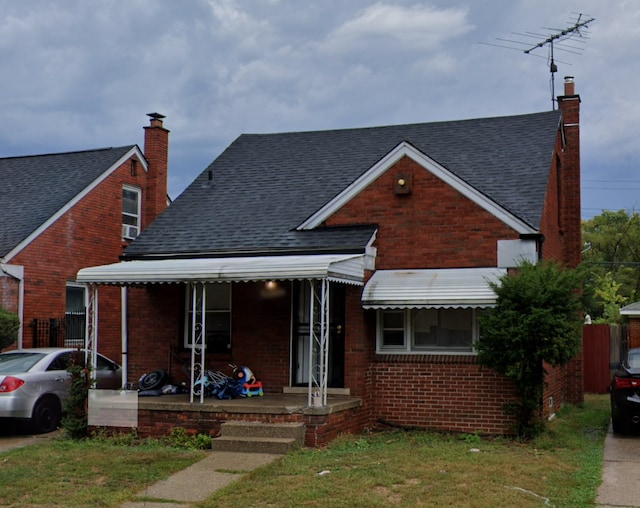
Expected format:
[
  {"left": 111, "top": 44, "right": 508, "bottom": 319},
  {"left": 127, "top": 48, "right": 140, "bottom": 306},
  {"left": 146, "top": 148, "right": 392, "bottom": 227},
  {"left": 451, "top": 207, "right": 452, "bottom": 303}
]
[
  {"left": 597, "top": 424, "right": 640, "bottom": 507},
  {"left": 0, "top": 422, "right": 61, "bottom": 453}
]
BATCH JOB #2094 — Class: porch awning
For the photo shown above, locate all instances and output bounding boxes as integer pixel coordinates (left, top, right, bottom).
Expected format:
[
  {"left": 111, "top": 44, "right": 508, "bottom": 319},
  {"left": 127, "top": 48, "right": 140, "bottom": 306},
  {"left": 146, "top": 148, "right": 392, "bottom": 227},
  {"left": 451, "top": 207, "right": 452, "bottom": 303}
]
[
  {"left": 362, "top": 267, "right": 505, "bottom": 309},
  {"left": 76, "top": 253, "right": 371, "bottom": 286}
]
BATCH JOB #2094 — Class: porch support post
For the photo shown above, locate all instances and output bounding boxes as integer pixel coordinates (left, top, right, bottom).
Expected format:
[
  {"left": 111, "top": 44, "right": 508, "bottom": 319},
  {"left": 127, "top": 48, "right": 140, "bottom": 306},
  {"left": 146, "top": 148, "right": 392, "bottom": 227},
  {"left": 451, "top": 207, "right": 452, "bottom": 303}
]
[
  {"left": 189, "top": 282, "right": 206, "bottom": 403},
  {"left": 307, "top": 278, "right": 330, "bottom": 407},
  {"left": 84, "top": 284, "right": 99, "bottom": 384},
  {"left": 120, "top": 286, "right": 128, "bottom": 389}
]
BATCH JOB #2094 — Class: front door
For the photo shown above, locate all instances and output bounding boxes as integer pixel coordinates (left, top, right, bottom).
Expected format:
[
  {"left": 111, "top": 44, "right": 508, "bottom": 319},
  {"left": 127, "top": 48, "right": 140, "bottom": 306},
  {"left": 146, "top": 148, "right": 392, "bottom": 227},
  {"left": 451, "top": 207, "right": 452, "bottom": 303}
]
[{"left": 292, "top": 280, "right": 345, "bottom": 388}]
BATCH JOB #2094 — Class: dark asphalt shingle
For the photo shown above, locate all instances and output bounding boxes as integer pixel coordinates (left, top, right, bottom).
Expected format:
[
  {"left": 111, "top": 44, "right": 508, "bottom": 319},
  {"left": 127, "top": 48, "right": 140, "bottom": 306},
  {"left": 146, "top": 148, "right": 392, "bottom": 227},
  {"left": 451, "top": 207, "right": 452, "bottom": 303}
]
[
  {"left": 0, "top": 146, "right": 136, "bottom": 258},
  {"left": 124, "top": 110, "right": 561, "bottom": 259}
]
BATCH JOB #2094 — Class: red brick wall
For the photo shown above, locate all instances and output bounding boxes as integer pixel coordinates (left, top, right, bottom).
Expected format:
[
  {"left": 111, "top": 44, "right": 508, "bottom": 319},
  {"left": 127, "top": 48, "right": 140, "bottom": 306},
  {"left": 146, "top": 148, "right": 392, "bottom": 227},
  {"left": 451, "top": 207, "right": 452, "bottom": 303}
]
[
  {"left": 343, "top": 285, "right": 376, "bottom": 398},
  {"left": 0, "top": 276, "right": 19, "bottom": 315},
  {"left": 539, "top": 147, "right": 563, "bottom": 262},
  {"left": 542, "top": 361, "right": 564, "bottom": 419},
  {"left": 326, "top": 156, "right": 519, "bottom": 269},
  {"left": 126, "top": 285, "right": 182, "bottom": 381},
  {"left": 229, "top": 282, "right": 291, "bottom": 390},
  {"left": 370, "top": 355, "right": 517, "bottom": 434},
  {"left": 629, "top": 319, "right": 640, "bottom": 348}
]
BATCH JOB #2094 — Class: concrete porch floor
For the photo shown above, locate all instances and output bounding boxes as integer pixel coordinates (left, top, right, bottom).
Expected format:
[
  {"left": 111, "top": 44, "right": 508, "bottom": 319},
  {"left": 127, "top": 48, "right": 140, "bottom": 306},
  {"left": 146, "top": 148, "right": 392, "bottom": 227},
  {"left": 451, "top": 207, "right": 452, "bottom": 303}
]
[{"left": 137, "top": 392, "right": 362, "bottom": 415}]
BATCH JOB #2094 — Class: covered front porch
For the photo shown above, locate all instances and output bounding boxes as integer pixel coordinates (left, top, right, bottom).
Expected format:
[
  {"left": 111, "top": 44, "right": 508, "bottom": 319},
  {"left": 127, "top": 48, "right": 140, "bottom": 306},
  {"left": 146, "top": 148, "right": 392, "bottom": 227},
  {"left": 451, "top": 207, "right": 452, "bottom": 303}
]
[{"left": 76, "top": 252, "right": 375, "bottom": 445}]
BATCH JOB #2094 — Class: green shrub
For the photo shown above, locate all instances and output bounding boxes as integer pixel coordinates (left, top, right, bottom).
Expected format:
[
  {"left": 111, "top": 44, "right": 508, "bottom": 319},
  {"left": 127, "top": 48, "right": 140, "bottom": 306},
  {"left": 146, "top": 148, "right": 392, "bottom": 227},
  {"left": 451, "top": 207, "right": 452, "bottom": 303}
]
[
  {"left": 61, "top": 352, "right": 92, "bottom": 439},
  {"left": 476, "top": 260, "right": 586, "bottom": 439},
  {"left": 0, "top": 307, "right": 20, "bottom": 351},
  {"left": 163, "top": 427, "right": 212, "bottom": 450}
]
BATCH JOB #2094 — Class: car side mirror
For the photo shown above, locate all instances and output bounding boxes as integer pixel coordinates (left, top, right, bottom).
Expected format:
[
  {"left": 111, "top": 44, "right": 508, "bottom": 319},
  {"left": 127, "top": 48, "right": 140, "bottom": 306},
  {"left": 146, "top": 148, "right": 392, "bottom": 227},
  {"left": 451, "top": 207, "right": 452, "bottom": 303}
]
[{"left": 610, "top": 361, "right": 621, "bottom": 370}]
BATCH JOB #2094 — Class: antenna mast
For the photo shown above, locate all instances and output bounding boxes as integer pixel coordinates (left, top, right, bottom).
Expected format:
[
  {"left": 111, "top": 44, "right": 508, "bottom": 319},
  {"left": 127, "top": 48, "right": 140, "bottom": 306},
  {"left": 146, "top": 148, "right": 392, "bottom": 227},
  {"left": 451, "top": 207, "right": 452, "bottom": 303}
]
[
  {"left": 523, "top": 14, "right": 595, "bottom": 109},
  {"left": 480, "top": 13, "right": 595, "bottom": 109}
]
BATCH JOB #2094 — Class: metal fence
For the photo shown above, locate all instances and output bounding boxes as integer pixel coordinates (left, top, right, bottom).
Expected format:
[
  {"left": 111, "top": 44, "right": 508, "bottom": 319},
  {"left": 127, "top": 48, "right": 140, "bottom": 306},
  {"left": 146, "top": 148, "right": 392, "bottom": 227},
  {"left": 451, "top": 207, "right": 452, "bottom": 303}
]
[{"left": 32, "top": 312, "right": 85, "bottom": 348}]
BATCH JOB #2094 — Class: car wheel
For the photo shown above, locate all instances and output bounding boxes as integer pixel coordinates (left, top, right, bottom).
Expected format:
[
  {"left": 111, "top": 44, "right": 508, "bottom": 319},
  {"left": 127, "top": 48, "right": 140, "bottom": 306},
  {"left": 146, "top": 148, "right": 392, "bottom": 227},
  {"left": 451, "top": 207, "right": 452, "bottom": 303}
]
[
  {"left": 139, "top": 369, "right": 168, "bottom": 391},
  {"left": 31, "top": 395, "right": 61, "bottom": 434},
  {"left": 612, "top": 414, "right": 627, "bottom": 435}
]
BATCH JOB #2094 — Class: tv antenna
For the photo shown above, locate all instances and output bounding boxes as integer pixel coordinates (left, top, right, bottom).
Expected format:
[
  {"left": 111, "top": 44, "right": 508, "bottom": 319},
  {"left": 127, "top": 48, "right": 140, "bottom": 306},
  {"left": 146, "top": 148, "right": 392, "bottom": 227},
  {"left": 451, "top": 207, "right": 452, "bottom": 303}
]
[{"left": 481, "top": 13, "right": 595, "bottom": 109}]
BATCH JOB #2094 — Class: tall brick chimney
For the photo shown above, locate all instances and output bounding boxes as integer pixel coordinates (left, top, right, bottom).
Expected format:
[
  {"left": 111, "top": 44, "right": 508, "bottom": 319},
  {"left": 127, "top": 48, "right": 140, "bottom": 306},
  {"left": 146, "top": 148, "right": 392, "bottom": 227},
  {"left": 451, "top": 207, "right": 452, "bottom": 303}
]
[
  {"left": 557, "top": 76, "right": 581, "bottom": 268},
  {"left": 143, "top": 113, "right": 169, "bottom": 228}
]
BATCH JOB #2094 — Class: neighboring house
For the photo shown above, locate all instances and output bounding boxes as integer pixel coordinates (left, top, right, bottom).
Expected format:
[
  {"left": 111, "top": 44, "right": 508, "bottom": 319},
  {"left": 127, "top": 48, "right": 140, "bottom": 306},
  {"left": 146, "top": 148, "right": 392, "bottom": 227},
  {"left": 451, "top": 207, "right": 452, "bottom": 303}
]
[
  {"left": 621, "top": 302, "right": 640, "bottom": 348},
  {"left": 78, "top": 78, "right": 583, "bottom": 443},
  {"left": 0, "top": 114, "right": 169, "bottom": 358}
]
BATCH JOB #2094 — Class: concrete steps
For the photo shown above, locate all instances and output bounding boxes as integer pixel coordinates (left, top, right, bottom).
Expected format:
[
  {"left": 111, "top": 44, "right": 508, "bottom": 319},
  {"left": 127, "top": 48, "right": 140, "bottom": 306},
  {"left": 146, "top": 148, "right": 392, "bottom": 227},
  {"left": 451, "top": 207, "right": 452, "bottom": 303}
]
[{"left": 211, "top": 421, "right": 304, "bottom": 454}]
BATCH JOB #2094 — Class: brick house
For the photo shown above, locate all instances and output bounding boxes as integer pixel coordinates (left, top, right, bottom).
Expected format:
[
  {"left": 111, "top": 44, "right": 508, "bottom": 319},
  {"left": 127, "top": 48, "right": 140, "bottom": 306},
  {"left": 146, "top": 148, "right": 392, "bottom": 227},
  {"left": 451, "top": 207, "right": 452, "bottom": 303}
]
[
  {"left": 0, "top": 114, "right": 169, "bottom": 358},
  {"left": 78, "top": 78, "right": 582, "bottom": 443}
]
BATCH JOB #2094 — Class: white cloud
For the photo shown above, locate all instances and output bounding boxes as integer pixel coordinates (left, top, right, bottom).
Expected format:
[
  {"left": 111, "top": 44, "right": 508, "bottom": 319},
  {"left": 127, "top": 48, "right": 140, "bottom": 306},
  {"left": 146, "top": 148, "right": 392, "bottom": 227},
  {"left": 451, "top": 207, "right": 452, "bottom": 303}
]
[
  {"left": 0, "top": 0, "right": 637, "bottom": 218},
  {"left": 330, "top": 3, "right": 472, "bottom": 50}
]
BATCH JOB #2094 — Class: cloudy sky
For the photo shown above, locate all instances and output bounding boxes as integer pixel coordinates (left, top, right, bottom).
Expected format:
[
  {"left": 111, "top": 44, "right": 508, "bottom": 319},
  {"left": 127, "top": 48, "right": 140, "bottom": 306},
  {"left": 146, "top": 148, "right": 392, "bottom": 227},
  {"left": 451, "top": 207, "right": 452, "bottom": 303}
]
[{"left": 0, "top": 1, "right": 637, "bottom": 220}]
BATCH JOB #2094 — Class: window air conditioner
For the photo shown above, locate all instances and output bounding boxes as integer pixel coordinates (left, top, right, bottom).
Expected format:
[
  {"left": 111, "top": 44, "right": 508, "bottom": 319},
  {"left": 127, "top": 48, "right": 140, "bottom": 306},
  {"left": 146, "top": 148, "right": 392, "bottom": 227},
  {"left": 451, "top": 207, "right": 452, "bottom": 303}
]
[{"left": 122, "top": 224, "right": 138, "bottom": 240}]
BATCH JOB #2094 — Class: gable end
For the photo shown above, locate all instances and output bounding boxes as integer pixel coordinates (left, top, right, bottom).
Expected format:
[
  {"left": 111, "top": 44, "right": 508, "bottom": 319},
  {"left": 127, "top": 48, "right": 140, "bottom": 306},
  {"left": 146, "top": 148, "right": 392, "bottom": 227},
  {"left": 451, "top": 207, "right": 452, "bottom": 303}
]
[{"left": 297, "top": 142, "right": 538, "bottom": 235}]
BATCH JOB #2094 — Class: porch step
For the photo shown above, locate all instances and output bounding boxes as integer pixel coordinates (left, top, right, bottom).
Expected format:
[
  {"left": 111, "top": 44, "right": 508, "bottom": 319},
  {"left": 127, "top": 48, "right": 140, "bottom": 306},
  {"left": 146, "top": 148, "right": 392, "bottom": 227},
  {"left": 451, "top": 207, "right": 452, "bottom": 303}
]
[{"left": 212, "top": 422, "right": 304, "bottom": 454}]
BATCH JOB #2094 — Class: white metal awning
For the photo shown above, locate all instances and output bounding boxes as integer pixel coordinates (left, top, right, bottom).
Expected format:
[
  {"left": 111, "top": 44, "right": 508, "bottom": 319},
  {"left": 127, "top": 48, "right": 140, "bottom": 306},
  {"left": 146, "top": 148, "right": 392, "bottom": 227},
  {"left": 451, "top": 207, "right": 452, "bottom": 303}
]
[
  {"left": 76, "top": 253, "right": 371, "bottom": 286},
  {"left": 362, "top": 267, "right": 505, "bottom": 309}
]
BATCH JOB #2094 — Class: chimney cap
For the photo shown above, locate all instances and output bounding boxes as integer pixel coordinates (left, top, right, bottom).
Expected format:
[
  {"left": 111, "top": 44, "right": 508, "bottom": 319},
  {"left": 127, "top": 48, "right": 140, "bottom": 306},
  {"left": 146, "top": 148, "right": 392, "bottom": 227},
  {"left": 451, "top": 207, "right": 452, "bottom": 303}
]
[{"left": 147, "top": 112, "right": 166, "bottom": 120}]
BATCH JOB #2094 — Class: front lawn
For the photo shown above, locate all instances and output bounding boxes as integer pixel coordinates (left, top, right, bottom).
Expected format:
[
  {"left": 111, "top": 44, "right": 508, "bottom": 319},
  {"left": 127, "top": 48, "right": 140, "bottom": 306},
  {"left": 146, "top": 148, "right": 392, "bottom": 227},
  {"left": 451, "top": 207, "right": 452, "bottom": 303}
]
[{"left": 0, "top": 394, "right": 610, "bottom": 507}]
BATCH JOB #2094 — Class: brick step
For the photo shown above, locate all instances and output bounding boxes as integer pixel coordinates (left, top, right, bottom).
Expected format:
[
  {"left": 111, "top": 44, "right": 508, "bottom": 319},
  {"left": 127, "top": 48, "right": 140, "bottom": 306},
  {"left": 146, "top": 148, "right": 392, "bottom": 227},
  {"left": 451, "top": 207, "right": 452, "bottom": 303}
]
[
  {"left": 220, "top": 421, "right": 305, "bottom": 440},
  {"left": 211, "top": 436, "right": 298, "bottom": 455}
]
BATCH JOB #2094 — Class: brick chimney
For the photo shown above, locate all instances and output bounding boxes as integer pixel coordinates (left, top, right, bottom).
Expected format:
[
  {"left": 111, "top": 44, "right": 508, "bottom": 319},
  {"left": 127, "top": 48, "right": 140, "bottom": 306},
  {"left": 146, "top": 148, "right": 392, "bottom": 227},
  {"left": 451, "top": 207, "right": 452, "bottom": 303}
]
[
  {"left": 557, "top": 76, "right": 581, "bottom": 268},
  {"left": 143, "top": 113, "right": 169, "bottom": 228}
]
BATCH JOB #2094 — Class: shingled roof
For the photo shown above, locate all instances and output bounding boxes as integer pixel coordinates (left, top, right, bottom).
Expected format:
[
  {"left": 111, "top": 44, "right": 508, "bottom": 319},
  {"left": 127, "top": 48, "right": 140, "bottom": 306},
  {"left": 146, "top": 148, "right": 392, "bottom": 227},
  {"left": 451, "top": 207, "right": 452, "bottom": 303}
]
[
  {"left": 124, "top": 110, "right": 562, "bottom": 259},
  {"left": 0, "top": 146, "right": 137, "bottom": 259}
]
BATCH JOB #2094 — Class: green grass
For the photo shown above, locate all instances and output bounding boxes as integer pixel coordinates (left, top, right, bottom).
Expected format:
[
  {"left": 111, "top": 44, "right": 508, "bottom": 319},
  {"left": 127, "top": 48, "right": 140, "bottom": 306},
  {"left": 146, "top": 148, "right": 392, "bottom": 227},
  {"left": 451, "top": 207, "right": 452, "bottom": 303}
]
[
  {"left": 0, "top": 438, "right": 205, "bottom": 507},
  {"left": 0, "top": 394, "right": 610, "bottom": 507},
  {"left": 198, "top": 394, "right": 611, "bottom": 508}
]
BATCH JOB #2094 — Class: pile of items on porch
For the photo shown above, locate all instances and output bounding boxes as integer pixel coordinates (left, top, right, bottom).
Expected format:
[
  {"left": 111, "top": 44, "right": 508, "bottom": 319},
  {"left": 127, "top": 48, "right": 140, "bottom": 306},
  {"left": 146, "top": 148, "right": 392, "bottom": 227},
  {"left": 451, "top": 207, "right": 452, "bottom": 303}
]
[{"left": 137, "top": 364, "right": 264, "bottom": 399}]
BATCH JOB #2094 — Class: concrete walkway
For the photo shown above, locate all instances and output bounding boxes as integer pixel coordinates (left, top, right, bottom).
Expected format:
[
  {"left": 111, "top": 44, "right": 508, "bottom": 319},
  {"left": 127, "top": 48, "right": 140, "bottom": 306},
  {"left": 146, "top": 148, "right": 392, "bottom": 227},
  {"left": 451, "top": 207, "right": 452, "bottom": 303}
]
[
  {"left": 597, "top": 424, "right": 640, "bottom": 508},
  {"left": 119, "top": 451, "right": 282, "bottom": 507}
]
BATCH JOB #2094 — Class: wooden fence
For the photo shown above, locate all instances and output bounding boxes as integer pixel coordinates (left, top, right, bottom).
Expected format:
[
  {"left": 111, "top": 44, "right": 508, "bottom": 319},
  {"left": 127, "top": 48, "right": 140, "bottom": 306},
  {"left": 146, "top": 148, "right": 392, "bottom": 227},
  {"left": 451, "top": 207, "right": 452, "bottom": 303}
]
[{"left": 583, "top": 323, "right": 626, "bottom": 394}]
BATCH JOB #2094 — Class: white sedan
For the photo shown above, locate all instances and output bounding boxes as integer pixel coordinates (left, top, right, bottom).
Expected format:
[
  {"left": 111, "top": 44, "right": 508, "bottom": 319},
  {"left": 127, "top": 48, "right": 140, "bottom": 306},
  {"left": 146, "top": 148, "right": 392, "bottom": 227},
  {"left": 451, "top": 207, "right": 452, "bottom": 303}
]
[{"left": 0, "top": 348, "right": 121, "bottom": 433}]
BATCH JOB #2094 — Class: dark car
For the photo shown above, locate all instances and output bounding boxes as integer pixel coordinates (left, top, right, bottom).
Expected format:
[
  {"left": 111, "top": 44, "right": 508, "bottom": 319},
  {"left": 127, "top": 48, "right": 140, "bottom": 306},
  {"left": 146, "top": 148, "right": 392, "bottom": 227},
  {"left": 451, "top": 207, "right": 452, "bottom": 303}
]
[{"left": 610, "top": 347, "right": 640, "bottom": 433}]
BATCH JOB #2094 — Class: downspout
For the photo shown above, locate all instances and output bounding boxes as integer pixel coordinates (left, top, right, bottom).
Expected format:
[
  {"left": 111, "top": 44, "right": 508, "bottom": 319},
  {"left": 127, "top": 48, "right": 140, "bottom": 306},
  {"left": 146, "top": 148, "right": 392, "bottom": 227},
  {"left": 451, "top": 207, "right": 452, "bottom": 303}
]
[
  {"left": 0, "top": 263, "right": 25, "bottom": 348},
  {"left": 121, "top": 287, "right": 128, "bottom": 389}
]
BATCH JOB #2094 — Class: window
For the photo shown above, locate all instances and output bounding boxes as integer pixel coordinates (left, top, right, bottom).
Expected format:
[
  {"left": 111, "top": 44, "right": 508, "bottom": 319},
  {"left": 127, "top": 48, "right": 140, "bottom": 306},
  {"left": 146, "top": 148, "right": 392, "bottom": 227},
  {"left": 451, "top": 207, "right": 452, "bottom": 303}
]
[
  {"left": 122, "top": 185, "right": 141, "bottom": 240},
  {"left": 184, "top": 283, "right": 231, "bottom": 354},
  {"left": 378, "top": 308, "right": 479, "bottom": 353},
  {"left": 65, "top": 284, "right": 86, "bottom": 347}
]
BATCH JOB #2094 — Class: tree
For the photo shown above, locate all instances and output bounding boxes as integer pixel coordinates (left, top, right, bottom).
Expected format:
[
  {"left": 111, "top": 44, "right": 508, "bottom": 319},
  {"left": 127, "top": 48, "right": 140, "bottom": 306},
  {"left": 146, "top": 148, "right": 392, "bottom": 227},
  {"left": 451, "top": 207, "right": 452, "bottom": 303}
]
[
  {"left": 582, "top": 210, "right": 640, "bottom": 321},
  {"left": 0, "top": 307, "right": 20, "bottom": 351},
  {"left": 476, "top": 260, "right": 586, "bottom": 438}
]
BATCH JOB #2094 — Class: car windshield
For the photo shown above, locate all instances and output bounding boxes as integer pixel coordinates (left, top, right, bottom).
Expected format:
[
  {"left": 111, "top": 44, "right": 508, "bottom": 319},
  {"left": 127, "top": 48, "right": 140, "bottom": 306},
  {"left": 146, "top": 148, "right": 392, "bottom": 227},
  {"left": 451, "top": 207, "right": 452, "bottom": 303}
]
[
  {"left": 628, "top": 352, "right": 640, "bottom": 369},
  {"left": 0, "top": 352, "right": 47, "bottom": 373}
]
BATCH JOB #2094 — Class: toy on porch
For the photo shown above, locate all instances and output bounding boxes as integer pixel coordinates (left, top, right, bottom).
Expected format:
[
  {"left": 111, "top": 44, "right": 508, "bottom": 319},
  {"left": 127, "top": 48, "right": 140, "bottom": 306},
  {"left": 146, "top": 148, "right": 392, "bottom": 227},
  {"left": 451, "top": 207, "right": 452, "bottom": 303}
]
[{"left": 232, "top": 365, "right": 264, "bottom": 397}]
